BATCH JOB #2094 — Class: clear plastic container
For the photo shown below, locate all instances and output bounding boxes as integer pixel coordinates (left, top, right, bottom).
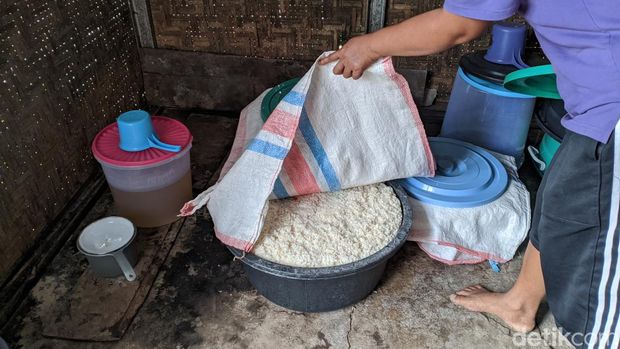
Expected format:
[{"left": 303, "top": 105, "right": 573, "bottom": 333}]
[
  {"left": 440, "top": 68, "right": 535, "bottom": 166},
  {"left": 92, "top": 115, "right": 193, "bottom": 228},
  {"left": 99, "top": 146, "right": 192, "bottom": 227}
]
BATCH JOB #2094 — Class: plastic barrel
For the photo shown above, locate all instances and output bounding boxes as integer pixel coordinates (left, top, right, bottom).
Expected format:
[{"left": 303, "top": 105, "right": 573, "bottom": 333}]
[{"left": 441, "top": 68, "right": 535, "bottom": 167}]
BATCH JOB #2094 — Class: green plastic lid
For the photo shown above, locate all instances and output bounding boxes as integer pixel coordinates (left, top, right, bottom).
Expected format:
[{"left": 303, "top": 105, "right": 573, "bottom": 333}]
[
  {"left": 260, "top": 78, "right": 301, "bottom": 122},
  {"left": 503, "top": 65, "right": 561, "bottom": 99}
]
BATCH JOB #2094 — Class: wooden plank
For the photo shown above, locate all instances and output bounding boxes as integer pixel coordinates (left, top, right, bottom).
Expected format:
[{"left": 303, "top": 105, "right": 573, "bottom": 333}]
[
  {"left": 418, "top": 102, "right": 447, "bottom": 137},
  {"left": 141, "top": 48, "right": 313, "bottom": 111},
  {"left": 368, "top": 0, "right": 387, "bottom": 32},
  {"left": 142, "top": 48, "right": 431, "bottom": 112},
  {"left": 395, "top": 68, "right": 427, "bottom": 105},
  {"left": 129, "top": 0, "right": 156, "bottom": 48}
]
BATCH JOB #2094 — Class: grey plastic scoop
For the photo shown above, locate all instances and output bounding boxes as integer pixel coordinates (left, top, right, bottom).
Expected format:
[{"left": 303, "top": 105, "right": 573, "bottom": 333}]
[{"left": 77, "top": 216, "right": 138, "bottom": 281}]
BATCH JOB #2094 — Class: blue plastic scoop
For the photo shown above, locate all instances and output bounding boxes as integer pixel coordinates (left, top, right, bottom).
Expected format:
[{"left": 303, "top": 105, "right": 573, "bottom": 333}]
[{"left": 117, "top": 110, "right": 181, "bottom": 153}]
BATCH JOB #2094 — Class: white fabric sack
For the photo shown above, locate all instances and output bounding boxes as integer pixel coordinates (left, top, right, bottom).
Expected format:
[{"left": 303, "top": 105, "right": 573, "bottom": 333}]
[
  {"left": 181, "top": 52, "right": 435, "bottom": 252},
  {"left": 408, "top": 153, "right": 530, "bottom": 265}
]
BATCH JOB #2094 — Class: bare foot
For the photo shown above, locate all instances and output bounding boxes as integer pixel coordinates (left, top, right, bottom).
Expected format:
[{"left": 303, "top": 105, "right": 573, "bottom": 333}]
[{"left": 450, "top": 285, "right": 536, "bottom": 333}]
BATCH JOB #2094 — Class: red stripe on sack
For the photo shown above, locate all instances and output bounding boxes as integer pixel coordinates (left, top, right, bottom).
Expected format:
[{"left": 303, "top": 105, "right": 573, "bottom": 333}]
[
  {"left": 417, "top": 243, "right": 486, "bottom": 265},
  {"left": 282, "top": 141, "right": 321, "bottom": 195},
  {"left": 382, "top": 57, "right": 436, "bottom": 177},
  {"left": 434, "top": 240, "right": 509, "bottom": 263},
  {"left": 215, "top": 228, "right": 253, "bottom": 251},
  {"left": 262, "top": 109, "right": 298, "bottom": 140},
  {"left": 412, "top": 237, "right": 509, "bottom": 264}
]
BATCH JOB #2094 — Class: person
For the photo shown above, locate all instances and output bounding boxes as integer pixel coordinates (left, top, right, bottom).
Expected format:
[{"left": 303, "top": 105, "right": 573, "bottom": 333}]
[{"left": 320, "top": 2, "right": 620, "bottom": 348}]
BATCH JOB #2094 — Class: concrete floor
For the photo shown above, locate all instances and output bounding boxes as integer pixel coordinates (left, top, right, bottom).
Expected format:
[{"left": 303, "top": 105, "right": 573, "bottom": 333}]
[{"left": 3, "top": 112, "right": 573, "bottom": 349}]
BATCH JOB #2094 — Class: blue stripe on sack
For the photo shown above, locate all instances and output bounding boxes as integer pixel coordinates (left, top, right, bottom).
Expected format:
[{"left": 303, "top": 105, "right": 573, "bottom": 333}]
[
  {"left": 272, "top": 178, "right": 288, "bottom": 199},
  {"left": 298, "top": 108, "right": 341, "bottom": 191},
  {"left": 247, "top": 139, "right": 288, "bottom": 160},
  {"left": 282, "top": 91, "right": 305, "bottom": 106}
]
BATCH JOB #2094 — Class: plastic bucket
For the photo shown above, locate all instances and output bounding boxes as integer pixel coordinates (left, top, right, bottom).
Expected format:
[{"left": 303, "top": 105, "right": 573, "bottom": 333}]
[{"left": 441, "top": 68, "right": 536, "bottom": 167}]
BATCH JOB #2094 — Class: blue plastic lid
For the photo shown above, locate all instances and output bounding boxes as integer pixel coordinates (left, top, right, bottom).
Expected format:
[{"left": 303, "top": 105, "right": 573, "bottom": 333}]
[
  {"left": 401, "top": 138, "right": 509, "bottom": 208},
  {"left": 459, "top": 68, "right": 534, "bottom": 99}
]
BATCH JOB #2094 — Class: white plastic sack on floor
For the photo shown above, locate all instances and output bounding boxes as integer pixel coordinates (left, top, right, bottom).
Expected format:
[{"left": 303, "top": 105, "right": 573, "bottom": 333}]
[
  {"left": 408, "top": 153, "right": 530, "bottom": 265},
  {"left": 181, "top": 52, "right": 435, "bottom": 252}
]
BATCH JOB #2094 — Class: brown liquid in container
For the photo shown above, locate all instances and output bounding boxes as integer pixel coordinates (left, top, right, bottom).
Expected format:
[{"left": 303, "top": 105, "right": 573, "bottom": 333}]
[{"left": 110, "top": 171, "right": 192, "bottom": 227}]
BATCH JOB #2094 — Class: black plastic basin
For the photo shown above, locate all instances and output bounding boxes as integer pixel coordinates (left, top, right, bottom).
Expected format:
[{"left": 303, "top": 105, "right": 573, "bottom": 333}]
[{"left": 228, "top": 182, "right": 413, "bottom": 312}]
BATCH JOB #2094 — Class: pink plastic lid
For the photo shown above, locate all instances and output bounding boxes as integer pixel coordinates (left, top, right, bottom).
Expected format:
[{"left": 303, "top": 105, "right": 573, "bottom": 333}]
[{"left": 92, "top": 116, "right": 192, "bottom": 167}]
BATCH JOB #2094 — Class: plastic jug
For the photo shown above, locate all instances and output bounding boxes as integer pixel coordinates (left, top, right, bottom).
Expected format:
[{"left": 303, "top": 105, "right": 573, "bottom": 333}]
[{"left": 92, "top": 114, "right": 193, "bottom": 227}]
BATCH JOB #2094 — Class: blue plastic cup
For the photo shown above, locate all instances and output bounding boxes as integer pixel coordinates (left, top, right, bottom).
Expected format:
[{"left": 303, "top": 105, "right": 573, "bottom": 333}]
[
  {"left": 117, "top": 110, "right": 181, "bottom": 152},
  {"left": 484, "top": 22, "right": 527, "bottom": 68}
]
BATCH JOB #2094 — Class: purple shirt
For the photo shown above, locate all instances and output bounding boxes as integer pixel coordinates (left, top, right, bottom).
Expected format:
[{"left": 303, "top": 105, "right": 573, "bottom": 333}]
[{"left": 444, "top": 0, "right": 620, "bottom": 143}]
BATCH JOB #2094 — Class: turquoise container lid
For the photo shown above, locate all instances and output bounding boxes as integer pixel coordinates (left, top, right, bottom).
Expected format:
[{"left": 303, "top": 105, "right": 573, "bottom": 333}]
[
  {"left": 503, "top": 64, "right": 561, "bottom": 99},
  {"left": 401, "top": 138, "right": 509, "bottom": 208}
]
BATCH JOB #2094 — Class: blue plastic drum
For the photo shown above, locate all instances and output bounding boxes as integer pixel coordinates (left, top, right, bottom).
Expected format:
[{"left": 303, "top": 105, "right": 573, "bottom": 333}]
[{"left": 441, "top": 68, "right": 535, "bottom": 167}]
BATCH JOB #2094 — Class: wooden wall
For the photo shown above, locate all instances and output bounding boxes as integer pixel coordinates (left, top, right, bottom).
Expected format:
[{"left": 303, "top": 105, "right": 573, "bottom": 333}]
[
  {"left": 386, "top": 0, "right": 492, "bottom": 102},
  {"left": 149, "top": 0, "right": 369, "bottom": 60},
  {"left": 0, "top": 0, "right": 143, "bottom": 282},
  {"left": 387, "top": 0, "right": 542, "bottom": 102},
  {"left": 138, "top": 0, "right": 542, "bottom": 108},
  {"left": 138, "top": 0, "right": 478, "bottom": 110},
  {"left": 139, "top": 0, "right": 375, "bottom": 110}
]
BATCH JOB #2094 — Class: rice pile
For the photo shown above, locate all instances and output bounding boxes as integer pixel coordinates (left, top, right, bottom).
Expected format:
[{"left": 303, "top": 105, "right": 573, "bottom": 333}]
[{"left": 252, "top": 183, "right": 402, "bottom": 268}]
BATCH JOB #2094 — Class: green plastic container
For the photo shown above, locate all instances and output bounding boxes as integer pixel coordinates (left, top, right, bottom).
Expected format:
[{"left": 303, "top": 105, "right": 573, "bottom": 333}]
[{"left": 528, "top": 133, "right": 561, "bottom": 174}]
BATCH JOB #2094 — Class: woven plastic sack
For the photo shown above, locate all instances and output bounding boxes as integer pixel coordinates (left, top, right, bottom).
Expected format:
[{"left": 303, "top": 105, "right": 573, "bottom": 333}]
[
  {"left": 408, "top": 153, "right": 530, "bottom": 264},
  {"left": 181, "top": 52, "right": 435, "bottom": 251}
]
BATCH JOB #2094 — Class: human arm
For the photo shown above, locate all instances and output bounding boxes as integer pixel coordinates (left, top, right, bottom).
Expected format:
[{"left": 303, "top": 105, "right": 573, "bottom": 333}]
[{"left": 319, "top": 9, "right": 490, "bottom": 79}]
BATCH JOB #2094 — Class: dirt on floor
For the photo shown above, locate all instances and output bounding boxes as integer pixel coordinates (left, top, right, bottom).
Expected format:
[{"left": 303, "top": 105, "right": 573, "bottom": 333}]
[{"left": 2, "top": 112, "right": 573, "bottom": 349}]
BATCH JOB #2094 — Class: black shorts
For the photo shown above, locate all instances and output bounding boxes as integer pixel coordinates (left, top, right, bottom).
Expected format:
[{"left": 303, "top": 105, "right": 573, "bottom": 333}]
[{"left": 530, "top": 128, "right": 620, "bottom": 349}]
